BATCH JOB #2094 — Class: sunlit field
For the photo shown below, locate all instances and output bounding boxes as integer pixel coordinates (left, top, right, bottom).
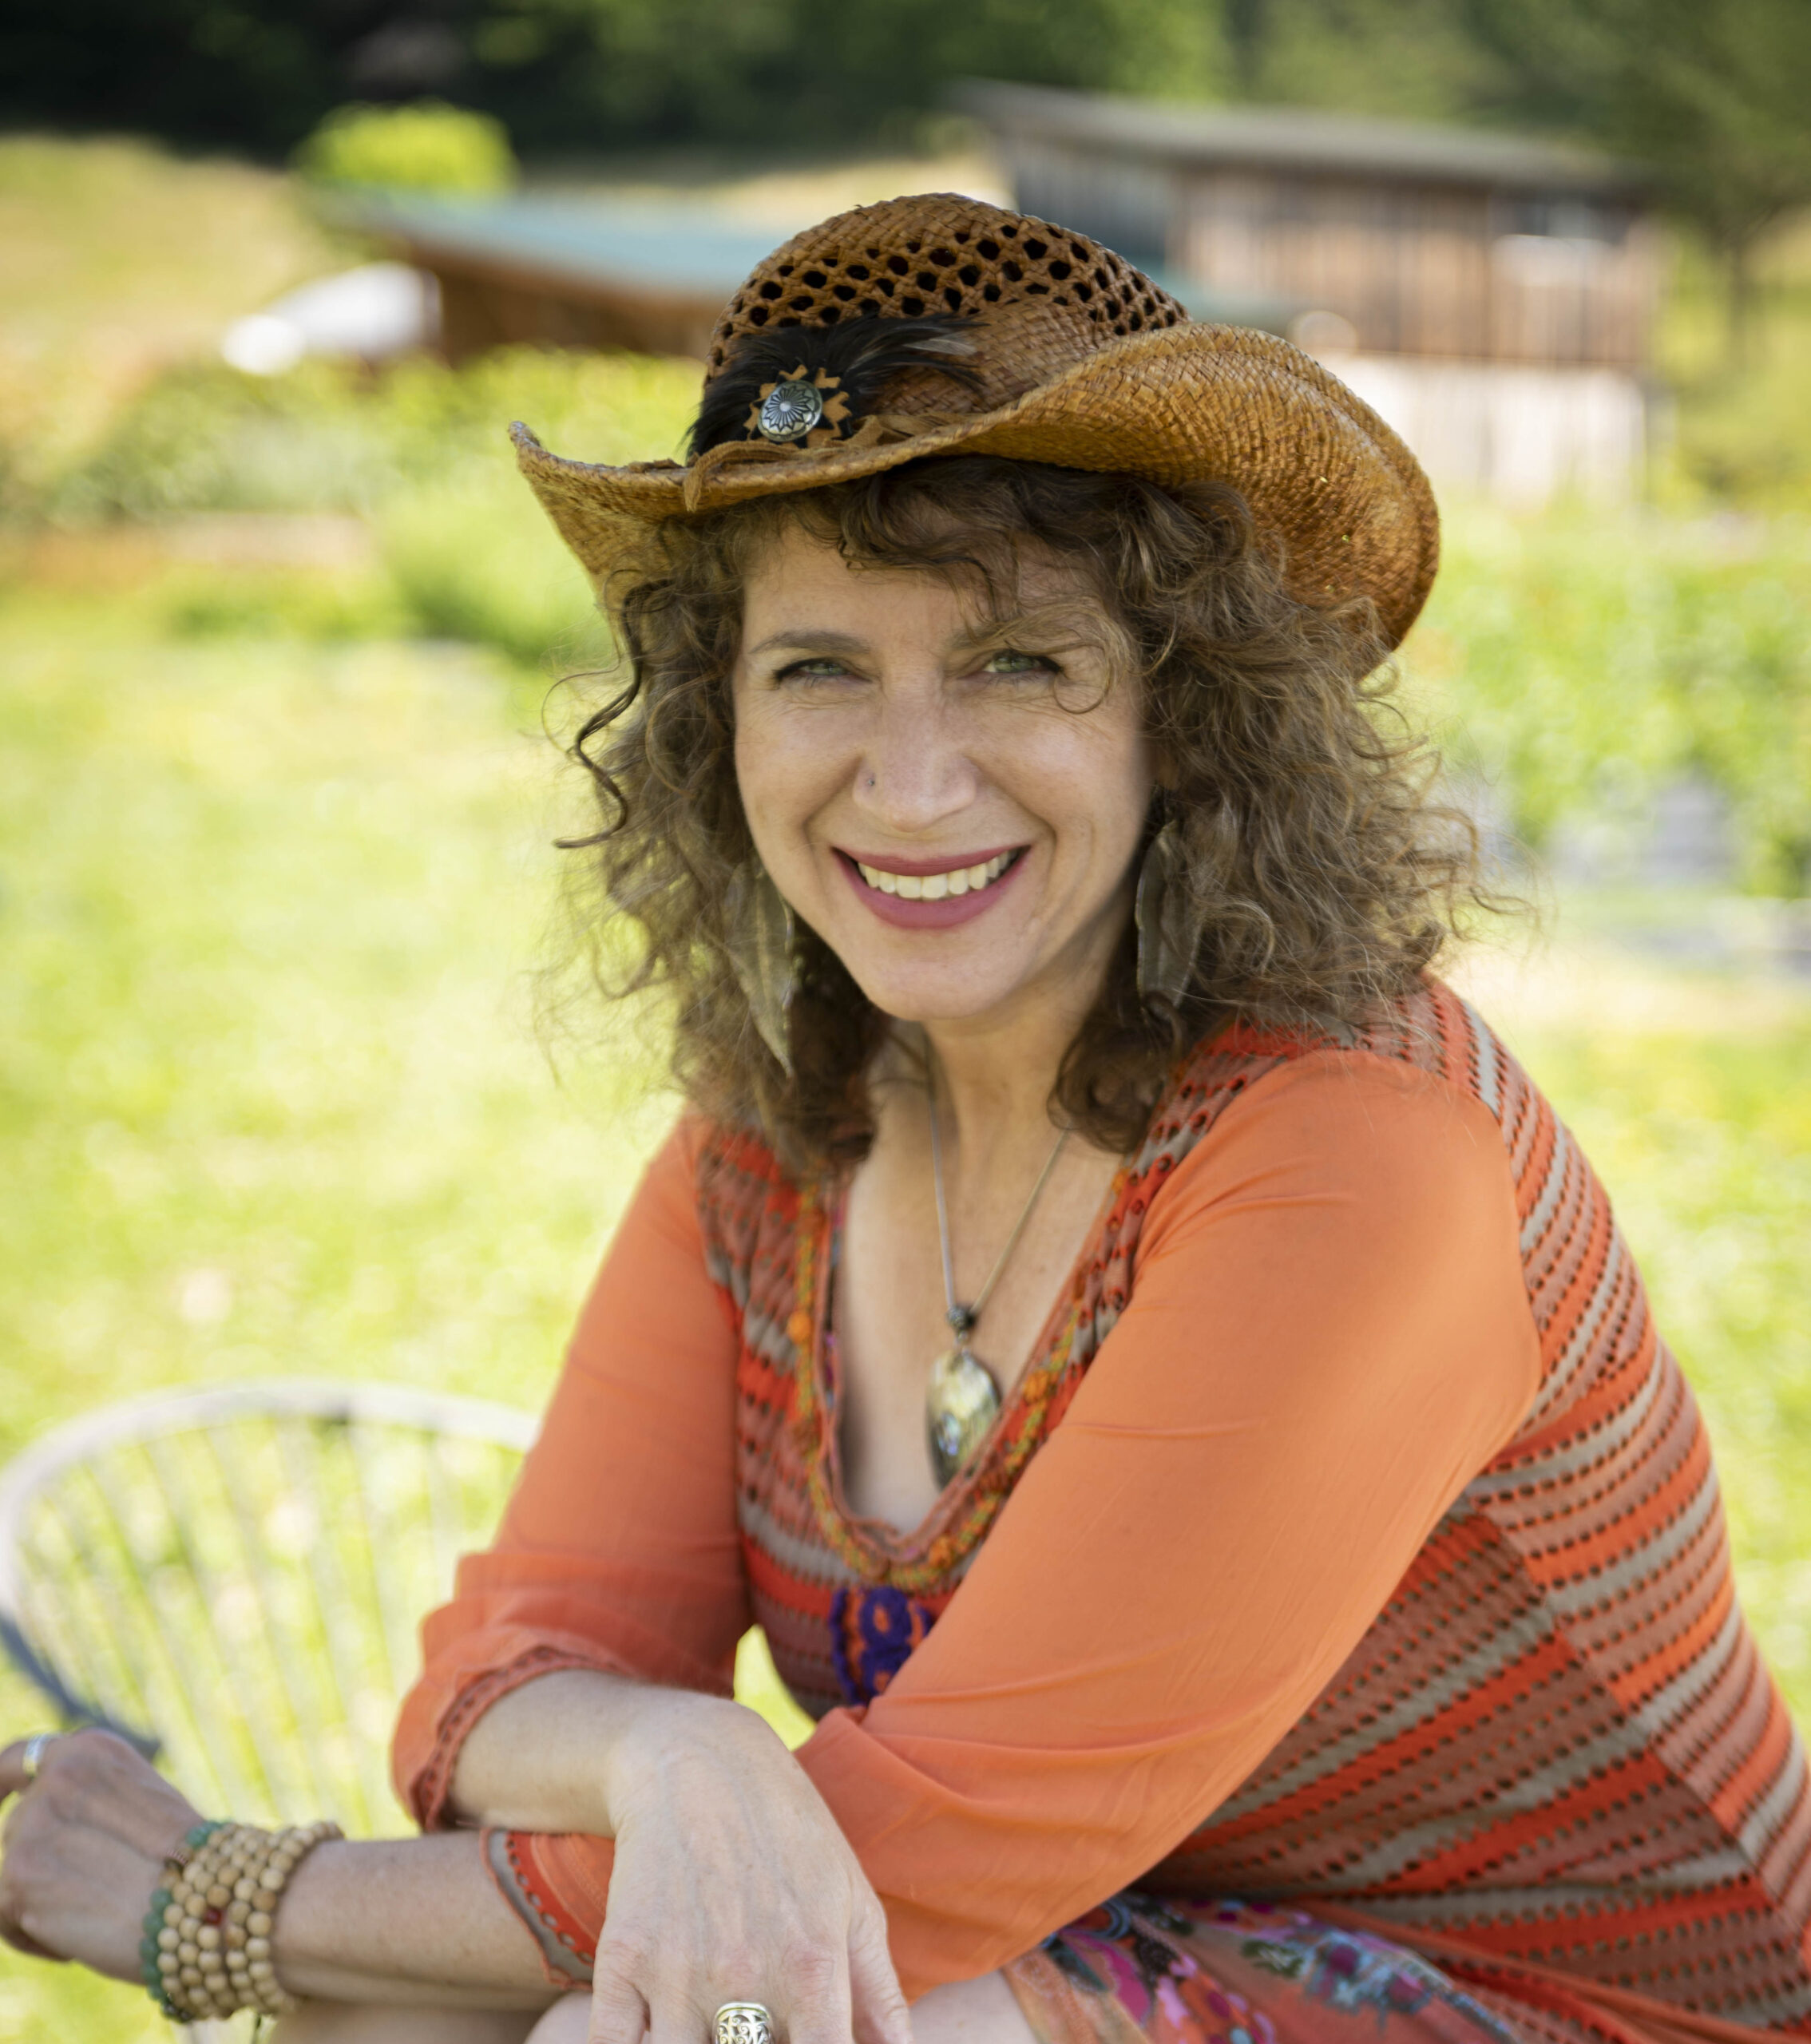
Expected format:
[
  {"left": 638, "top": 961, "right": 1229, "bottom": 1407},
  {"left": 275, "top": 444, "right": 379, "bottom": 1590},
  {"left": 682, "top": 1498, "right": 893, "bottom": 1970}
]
[
  {"left": 0, "top": 608, "right": 659, "bottom": 2039},
  {"left": 1, "top": 131, "right": 1808, "bottom": 2042}
]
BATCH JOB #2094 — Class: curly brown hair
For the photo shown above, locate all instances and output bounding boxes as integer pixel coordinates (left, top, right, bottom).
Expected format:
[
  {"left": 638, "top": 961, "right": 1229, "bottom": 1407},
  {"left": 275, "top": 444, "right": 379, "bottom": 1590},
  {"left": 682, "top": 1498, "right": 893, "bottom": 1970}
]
[{"left": 559, "top": 454, "right": 1477, "bottom": 1170}]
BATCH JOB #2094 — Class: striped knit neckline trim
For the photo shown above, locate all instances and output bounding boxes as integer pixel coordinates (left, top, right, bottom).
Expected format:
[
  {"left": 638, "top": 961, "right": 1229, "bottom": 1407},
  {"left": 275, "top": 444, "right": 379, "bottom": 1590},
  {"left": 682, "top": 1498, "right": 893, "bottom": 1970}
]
[
  {"left": 769, "top": 1016, "right": 1316, "bottom": 1594},
  {"left": 786, "top": 1164, "right": 1128, "bottom": 1594}
]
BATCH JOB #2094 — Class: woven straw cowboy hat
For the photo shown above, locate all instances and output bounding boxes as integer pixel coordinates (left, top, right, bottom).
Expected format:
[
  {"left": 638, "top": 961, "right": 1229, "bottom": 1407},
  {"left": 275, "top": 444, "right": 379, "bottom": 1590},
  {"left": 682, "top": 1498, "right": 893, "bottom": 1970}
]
[{"left": 513, "top": 192, "right": 1440, "bottom": 649}]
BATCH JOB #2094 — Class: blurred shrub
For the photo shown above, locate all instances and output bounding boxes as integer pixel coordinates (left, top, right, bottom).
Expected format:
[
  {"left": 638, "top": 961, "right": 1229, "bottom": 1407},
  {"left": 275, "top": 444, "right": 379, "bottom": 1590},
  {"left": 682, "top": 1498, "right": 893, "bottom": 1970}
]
[
  {"left": 53, "top": 364, "right": 394, "bottom": 521},
  {"left": 1410, "top": 505, "right": 1811, "bottom": 895},
  {"left": 160, "top": 568, "right": 406, "bottom": 643},
  {"left": 44, "top": 345, "right": 693, "bottom": 664},
  {"left": 1670, "top": 354, "right": 1811, "bottom": 511},
  {"left": 294, "top": 101, "right": 516, "bottom": 196},
  {"left": 54, "top": 347, "right": 693, "bottom": 524},
  {"left": 378, "top": 482, "right": 606, "bottom": 669},
  {"left": 1655, "top": 229, "right": 1811, "bottom": 513}
]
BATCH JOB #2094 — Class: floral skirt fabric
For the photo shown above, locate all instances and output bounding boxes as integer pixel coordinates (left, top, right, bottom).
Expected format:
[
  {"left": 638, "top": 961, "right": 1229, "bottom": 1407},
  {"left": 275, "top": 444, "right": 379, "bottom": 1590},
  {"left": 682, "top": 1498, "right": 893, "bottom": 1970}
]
[{"left": 1004, "top": 1898, "right": 1541, "bottom": 2044}]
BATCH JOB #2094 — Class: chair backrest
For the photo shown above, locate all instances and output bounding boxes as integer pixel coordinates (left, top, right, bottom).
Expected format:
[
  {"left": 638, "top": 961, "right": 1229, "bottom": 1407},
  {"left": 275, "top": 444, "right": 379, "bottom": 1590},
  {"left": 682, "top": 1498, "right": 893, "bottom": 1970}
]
[{"left": 0, "top": 1380, "right": 535, "bottom": 1838}]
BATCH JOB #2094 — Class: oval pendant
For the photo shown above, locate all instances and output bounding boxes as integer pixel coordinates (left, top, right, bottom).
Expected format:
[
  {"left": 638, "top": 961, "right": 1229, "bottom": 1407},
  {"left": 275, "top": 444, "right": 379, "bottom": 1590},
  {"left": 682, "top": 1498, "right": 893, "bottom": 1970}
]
[{"left": 926, "top": 1345, "right": 1003, "bottom": 1487}]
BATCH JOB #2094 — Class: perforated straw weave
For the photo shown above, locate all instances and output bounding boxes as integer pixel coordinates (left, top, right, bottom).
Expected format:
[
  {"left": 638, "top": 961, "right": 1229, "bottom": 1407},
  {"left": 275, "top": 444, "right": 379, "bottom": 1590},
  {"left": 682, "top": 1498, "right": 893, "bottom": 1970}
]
[
  {"left": 704, "top": 196, "right": 1187, "bottom": 365},
  {"left": 511, "top": 192, "right": 1441, "bottom": 649}
]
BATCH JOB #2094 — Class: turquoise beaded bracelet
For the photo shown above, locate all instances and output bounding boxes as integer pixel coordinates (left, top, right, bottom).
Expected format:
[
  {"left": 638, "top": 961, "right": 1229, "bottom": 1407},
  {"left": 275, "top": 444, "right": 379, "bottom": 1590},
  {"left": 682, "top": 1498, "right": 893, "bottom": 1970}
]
[
  {"left": 140, "top": 1815, "right": 342, "bottom": 2023},
  {"left": 140, "top": 1819, "right": 224, "bottom": 2021}
]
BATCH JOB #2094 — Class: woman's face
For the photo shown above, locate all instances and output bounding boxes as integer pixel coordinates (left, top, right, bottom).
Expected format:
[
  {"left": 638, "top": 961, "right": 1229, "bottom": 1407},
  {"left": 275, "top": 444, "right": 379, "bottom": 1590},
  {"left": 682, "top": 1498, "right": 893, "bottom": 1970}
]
[{"left": 731, "top": 522, "right": 1152, "bottom": 1032}]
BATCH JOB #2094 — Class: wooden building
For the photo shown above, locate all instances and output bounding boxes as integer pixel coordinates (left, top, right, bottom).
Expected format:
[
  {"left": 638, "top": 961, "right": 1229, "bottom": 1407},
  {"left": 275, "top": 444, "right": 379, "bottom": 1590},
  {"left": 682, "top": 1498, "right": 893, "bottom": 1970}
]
[
  {"left": 343, "top": 192, "right": 778, "bottom": 362},
  {"left": 958, "top": 82, "right": 1659, "bottom": 503}
]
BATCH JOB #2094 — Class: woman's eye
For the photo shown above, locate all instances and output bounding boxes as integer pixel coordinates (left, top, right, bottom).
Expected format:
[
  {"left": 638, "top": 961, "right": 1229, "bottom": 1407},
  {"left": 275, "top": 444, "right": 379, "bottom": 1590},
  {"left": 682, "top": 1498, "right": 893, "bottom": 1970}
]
[
  {"left": 980, "top": 650, "right": 1056, "bottom": 677},
  {"left": 776, "top": 657, "right": 854, "bottom": 682}
]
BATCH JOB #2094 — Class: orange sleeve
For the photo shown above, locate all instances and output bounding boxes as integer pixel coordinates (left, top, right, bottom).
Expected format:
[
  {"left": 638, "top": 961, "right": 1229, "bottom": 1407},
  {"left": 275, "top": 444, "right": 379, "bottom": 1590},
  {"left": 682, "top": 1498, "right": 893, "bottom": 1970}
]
[
  {"left": 799, "top": 1051, "right": 1540, "bottom": 1997},
  {"left": 390, "top": 1115, "right": 748, "bottom": 1828},
  {"left": 394, "top": 1053, "right": 1539, "bottom": 2003}
]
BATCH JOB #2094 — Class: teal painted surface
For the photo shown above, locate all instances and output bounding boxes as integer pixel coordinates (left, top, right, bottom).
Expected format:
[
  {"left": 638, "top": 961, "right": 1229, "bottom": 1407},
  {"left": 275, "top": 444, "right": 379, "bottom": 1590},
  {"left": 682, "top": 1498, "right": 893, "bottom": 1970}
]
[{"left": 343, "top": 190, "right": 780, "bottom": 298}]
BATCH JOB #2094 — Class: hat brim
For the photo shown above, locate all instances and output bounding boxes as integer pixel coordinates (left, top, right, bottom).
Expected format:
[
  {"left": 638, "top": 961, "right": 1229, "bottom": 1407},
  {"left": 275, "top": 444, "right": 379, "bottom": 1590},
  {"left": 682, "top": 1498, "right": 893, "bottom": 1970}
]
[{"left": 513, "top": 321, "right": 1439, "bottom": 651}]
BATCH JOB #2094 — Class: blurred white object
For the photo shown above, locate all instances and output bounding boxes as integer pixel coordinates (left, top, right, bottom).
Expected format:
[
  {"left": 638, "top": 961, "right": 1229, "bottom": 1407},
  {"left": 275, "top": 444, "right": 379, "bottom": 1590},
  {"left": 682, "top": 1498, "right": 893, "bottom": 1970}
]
[
  {"left": 222, "top": 313, "right": 308, "bottom": 375},
  {"left": 1395, "top": 359, "right": 1637, "bottom": 506},
  {"left": 1299, "top": 347, "right": 1647, "bottom": 506},
  {"left": 1287, "top": 308, "right": 1359, "bottom": 356},
  {"left": 221, "top": 262, "right": 440, "bottom": 374}
]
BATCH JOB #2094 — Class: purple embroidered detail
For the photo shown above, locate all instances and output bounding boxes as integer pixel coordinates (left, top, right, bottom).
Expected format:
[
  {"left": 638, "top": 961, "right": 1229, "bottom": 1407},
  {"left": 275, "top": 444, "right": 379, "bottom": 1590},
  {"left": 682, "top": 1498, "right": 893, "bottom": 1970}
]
[{"left": 830, "top": 1584, "right": 938, "bottom": 1705}]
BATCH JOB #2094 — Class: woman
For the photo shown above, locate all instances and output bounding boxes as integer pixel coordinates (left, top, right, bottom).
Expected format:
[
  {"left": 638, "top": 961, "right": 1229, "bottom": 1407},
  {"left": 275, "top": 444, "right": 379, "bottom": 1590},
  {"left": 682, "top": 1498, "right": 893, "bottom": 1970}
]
[{"left": 2, "top": 195, "right": 1806, "bottom": 2044}]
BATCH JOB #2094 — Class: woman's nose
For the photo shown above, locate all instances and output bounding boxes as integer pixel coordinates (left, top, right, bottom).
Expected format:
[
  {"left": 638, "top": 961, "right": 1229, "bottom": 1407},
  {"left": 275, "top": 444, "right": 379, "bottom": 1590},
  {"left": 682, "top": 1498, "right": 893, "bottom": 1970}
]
[{"left": 853, "top": 695, "right": 981, "bottom": 832}]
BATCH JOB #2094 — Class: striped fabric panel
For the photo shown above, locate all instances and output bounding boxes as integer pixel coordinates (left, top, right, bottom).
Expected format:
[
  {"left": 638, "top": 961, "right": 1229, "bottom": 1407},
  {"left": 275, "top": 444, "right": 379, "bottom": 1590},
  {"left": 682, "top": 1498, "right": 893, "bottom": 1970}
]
[
  {"left": 702, "top": 979, "right": 1811, "bottom": 2026},
  {"left": 1151, "top": 985, "right": 1811, "bottom": 2024}
]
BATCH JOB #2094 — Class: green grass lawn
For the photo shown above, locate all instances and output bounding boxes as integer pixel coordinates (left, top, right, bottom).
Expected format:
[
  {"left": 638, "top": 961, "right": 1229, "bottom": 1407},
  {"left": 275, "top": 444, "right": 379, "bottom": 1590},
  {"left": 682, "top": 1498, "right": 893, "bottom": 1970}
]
[
  {"left": 0, "top": 604, "right": 667, "bottom": 1464},
  {"left": 0, "top": 592, "right": 668, "bottom": 2039}
]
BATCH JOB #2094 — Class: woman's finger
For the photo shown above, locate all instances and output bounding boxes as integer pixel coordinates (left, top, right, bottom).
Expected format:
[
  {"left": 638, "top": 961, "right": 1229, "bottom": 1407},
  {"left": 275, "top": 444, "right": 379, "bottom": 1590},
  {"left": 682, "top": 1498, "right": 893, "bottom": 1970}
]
[
  {"left": 0, "top": 1739, "right": 195, "bottom": 1981},
  {"left": 645, "top": 1982, "right": 721, "bottom": 2044},
  {"left": 586, "top": 1944, "right": 652, "bottom": 2044},
  {"left": 0, "top": 1918, "right": 65, "bottom": 1962},
  {"left": 3, "top": 1728, "right": 196, "bottom": 1860},
  {"left": 775, "top": 1939, "right": 856, "bottom": 2044},
  {"left": 847, "top": 1897, "right": 913, "bottom": 2044},
  {"left": 0, "top": 1737, "right": 52, "bottom": 1804},
  {"left": 529, "top": 1995, "right": 596, "bottom": 2042}
]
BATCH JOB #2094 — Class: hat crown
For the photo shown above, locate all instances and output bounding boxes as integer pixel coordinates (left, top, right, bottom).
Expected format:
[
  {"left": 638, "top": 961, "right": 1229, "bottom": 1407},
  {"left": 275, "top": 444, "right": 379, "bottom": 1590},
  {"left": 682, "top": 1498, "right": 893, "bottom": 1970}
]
[
  {"left": 706, "top": 193, "right": 1185, "bottom": 398},
  {"left": 513, "top": 192, "right": 1440, "bottom": 652}
]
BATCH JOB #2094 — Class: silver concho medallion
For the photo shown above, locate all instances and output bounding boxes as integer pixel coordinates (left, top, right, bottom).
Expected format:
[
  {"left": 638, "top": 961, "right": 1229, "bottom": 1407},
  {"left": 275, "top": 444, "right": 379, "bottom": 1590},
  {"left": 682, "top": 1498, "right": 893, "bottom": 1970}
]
[{"left": 756, "top": 378, "right": 824, "bottom": 442}]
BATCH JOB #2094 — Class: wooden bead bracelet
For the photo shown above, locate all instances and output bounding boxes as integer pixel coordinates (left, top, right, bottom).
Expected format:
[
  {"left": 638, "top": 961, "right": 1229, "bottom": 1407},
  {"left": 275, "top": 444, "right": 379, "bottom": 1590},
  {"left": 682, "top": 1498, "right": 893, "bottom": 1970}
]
[{"left": 141, "top": 1816, "right": 343, "bottom": 2023}]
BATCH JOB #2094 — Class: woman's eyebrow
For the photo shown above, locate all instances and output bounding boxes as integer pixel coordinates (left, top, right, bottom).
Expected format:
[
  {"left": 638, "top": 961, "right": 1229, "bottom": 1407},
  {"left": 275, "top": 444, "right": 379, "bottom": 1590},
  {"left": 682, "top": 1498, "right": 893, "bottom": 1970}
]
[
  {"left": 744, "top": 618, "right": 1057, "bottom": 661},
  {"left": 744, "top": 628, "right": 871, "bottom": 659}
]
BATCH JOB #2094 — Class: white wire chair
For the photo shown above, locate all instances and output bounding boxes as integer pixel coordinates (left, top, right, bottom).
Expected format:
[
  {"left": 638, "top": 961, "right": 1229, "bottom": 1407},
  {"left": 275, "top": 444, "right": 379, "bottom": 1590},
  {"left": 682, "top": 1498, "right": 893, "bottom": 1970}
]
[{"left": 0, "top": 1379, "right": 536, "bottom": 1840}]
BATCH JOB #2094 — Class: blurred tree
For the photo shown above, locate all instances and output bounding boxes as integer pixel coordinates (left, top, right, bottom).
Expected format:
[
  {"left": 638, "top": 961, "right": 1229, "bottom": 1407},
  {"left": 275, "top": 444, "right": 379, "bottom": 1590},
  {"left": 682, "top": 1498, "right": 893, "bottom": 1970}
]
[
  {"left": 0, "top": 0, "right": 1226, "bottom": 158},
  {"left": 1460, "top": 0, "right": 1811, "bottom": 363},
  {"left": 460, "top": 0, "right": 1227, "bottom": 151},
  {"left": 295, "top": 98, "right": 517, "bottom": 192},
  {"left": 0, "top": 1, "right": 405, "bottom": 156},
  {"left": 1223, "top": 0, "right": 1508, "bottom": 123},
  {"left": 5, "top": 0, "right": 1803, "bottom": 313}
]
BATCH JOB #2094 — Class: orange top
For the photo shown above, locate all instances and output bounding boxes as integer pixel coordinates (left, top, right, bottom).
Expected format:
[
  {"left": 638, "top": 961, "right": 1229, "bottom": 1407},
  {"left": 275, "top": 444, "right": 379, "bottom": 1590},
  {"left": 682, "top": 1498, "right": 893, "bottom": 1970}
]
[{"left": 394, "top": 1040, "right": 1540, "bottom": 1998}]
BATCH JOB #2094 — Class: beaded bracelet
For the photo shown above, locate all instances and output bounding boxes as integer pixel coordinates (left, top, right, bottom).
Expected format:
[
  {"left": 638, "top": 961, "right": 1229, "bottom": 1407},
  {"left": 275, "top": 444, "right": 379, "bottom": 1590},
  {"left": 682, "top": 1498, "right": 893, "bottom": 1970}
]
[{"left": 141, "top": 1816, "right": 343, "bottom": 2024}]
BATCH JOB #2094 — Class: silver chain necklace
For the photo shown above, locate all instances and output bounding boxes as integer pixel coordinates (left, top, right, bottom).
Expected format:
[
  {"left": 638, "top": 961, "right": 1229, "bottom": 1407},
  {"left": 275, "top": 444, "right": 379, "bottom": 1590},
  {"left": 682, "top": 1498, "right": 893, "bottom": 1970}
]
[{"left": 925, "top": 1064, "right": 1069, "bottom": 1486}]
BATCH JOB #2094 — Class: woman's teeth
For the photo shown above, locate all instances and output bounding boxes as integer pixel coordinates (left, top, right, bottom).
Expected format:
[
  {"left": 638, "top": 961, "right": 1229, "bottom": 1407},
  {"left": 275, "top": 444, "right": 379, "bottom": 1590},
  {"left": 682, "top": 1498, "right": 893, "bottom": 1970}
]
[{"left": 854, "top": 852, "right": 1014, "bottom": 901}]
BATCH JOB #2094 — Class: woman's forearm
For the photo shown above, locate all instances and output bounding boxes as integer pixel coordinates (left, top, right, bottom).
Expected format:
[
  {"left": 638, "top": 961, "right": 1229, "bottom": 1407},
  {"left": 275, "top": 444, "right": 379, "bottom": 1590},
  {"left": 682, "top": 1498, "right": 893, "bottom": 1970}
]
[
  {"left": 275, "top": 1835, "right": 554, "bottom": 2010},
  {"left": 448, "top": 1666, "right": 779, "bottom": 1836},
  {"left": 271, "top": 1673, "right": 787, "bottom": 2009}
]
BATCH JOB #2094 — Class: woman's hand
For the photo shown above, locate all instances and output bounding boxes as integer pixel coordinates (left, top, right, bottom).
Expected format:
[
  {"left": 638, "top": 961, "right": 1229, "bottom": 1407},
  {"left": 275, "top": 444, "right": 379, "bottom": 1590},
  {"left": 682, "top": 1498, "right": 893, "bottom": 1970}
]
[
  {"left": 586, "top": 1693, "right": 911, "bottom": 2044},
  {"left": 450, "top": 1670, "right": 915, "bottom": 2044},
  {"left": 0, "top": 1729, "right": 200, "bottom": 1979}
]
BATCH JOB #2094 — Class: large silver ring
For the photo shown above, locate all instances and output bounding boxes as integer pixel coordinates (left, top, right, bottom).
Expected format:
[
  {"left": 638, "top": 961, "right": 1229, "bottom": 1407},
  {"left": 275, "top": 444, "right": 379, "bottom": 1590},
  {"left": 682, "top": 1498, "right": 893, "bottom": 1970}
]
[
  {"left": 715, "top": 2003, "right": 775, "bottom": 2044},
  {"left": 19, "top": 1733, "right": 57, "bottom": 1781}
]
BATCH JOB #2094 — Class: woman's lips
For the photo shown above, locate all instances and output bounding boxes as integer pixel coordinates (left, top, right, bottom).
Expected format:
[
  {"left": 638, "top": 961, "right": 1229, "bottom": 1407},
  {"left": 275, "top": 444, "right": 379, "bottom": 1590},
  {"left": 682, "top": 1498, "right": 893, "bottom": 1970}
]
[{"left": 835, "top": 847, "right": 1028, "bottom": 929}]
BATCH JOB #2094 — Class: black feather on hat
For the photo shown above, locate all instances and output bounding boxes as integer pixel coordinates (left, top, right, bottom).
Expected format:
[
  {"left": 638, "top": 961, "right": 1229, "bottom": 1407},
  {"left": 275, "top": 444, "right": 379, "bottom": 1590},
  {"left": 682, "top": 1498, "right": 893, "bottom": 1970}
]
[{"left": 688, "top": 314, "right": 982, "bottom": 458}]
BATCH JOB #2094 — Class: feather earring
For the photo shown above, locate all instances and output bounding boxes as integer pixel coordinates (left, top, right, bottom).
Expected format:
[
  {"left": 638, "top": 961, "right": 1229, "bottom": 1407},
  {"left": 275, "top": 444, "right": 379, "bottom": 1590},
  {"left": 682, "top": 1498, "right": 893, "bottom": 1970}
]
[
  {"left": 723, "top": 863, "right": 798, "bottom": 1075},
  {"left": 1135, "top": 818, "right": 1208, "bottom": 1015}
]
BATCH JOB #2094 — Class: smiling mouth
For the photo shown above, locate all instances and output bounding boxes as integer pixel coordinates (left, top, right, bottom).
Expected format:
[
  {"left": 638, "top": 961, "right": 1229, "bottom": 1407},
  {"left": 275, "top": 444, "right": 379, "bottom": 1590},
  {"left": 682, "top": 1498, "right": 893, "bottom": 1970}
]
[{"left": 850, "top": 850, "right": 1021, "bottom": 901}]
